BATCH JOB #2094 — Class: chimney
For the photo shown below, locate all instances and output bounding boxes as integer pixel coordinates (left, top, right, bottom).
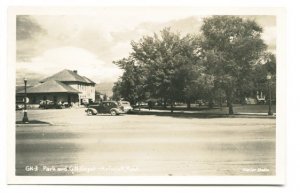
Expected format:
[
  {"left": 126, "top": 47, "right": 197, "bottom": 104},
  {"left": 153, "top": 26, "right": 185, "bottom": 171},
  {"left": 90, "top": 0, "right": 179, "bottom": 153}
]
[{"left": 73, "top": 70, "right": 77, "bottom": 74}]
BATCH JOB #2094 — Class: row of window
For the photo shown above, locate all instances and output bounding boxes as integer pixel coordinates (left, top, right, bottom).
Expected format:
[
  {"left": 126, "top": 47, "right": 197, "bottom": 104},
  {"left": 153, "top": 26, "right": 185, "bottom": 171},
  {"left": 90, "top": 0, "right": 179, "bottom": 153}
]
[{"left": 75, "top": 84, "right": 95, "bottom": 94}]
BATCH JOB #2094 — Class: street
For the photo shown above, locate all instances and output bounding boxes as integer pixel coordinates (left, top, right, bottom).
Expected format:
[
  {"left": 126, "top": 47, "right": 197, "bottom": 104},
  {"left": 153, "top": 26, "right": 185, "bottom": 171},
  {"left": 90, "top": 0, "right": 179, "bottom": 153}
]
[{"left": 16, "top": 108, "right": 275, "bottom": 176}]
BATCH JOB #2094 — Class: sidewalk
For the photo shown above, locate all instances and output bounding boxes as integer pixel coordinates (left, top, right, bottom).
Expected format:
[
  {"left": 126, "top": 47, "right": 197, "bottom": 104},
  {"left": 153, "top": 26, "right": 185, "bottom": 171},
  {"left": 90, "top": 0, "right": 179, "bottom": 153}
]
[{"left": 132, "top": 108, "right": 276, "bottom": 118}]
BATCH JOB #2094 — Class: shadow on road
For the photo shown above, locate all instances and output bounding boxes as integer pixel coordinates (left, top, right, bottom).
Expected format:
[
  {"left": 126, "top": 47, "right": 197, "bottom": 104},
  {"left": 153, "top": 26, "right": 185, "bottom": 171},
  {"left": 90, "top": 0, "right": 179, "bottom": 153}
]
[
  {"left": 16, "top": 120, "right": 51, "bottom": 125},
  {"left": 87, "top": 114, "right": 126, "bottom": 117}
]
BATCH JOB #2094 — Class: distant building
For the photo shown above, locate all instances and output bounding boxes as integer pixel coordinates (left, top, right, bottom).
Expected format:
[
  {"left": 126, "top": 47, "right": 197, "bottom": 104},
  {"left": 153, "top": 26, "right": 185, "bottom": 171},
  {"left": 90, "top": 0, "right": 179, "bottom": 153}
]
[{"left": 17, "top": 69, "right": 96, "bottom": 106}]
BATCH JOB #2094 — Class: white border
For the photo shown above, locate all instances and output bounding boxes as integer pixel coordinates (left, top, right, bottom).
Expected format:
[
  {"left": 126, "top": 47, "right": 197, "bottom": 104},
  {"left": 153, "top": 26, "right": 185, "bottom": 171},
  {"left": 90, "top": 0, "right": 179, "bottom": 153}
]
[{"left": 6, "top": 6, "right": 285, "bottom": 185}]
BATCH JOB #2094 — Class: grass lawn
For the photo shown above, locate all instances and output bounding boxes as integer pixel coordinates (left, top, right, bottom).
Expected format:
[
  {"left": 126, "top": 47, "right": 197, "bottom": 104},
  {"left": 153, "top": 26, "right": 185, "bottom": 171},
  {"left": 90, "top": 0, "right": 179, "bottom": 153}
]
[
  {"left": 231, "top": 104, "right": 276, "bottom": 113},
  {"left": 148, "top": 104, "right": 276, "bottom": 114}
]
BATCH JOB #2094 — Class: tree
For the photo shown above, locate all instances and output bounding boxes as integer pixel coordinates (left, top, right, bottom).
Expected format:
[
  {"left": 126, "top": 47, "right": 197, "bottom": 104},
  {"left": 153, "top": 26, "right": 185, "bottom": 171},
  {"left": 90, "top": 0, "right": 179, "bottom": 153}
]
[
  {"left": 112, "top": 57, "right": 146, "bottom": 105},
  {"left": 112, "top": 80, "right": 122, "bottom": 101},
  {"left": 103, "top": 94, "right": 108, "bottom": 101},
  {"left": 252, "top": 52, "right": 276, "bottom": 101},
  {"left": 174, "top": 34, "right": 211, "bottom": 109},
  {"left": 200, "top": 16, "right": 267, "bottom": 114},
  {"left": 131, "top": 28, "right": 206, "bottom": 112},
  {"left": 130, "top": 29, "right": 179, "bottom": 112}
]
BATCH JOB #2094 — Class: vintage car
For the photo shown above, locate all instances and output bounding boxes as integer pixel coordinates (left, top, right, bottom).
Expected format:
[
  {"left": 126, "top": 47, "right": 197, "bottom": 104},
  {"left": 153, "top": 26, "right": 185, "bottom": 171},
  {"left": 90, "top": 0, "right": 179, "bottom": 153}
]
[
  {"left": 119, "top": 101, "right": 133, "bottom": 113},
  {"left": 39, "top": 100, "right": 63, "bottom": 109},
  {"left": 85, "top": 101, "right": 125, "bottom": 116}
]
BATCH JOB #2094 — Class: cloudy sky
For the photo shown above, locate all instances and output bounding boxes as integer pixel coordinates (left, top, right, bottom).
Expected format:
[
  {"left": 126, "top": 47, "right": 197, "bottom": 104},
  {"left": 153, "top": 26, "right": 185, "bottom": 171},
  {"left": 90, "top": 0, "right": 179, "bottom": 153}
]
[{"left": 16, "top": 8, "right": 276, "bottom": 84}]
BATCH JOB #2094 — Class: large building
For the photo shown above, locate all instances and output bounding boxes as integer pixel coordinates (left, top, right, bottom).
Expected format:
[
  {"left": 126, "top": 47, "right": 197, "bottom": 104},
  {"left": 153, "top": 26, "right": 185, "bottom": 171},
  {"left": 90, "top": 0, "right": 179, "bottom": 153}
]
[{"left": 17, "top": 69, "right": 96, "bottom": 106}]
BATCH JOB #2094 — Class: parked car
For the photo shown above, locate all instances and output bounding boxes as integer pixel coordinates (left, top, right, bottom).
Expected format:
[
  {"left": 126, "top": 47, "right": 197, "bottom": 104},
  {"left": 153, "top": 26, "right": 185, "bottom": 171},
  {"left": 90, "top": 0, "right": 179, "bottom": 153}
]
[
  {"left": 39, "top": 100, "right": 63, "bottom": 109},
  {"left": 134, "top": 101, "right": 148, "bottom": 108},
  {"left": 119, "top": 101, "right": 133, "bottom": 113},
  {"left": 62, "top": 102, "right": 72, "bottom": 108},
  {"left": 85, "top": 101, "right": 125, "bottom": 116}
]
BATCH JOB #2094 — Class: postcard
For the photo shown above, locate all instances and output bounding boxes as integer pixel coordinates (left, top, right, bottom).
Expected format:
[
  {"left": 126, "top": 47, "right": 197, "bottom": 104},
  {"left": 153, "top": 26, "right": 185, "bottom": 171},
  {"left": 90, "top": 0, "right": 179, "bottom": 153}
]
[{"left": 7, "top": 6, "right": 285, "bottom": 184}]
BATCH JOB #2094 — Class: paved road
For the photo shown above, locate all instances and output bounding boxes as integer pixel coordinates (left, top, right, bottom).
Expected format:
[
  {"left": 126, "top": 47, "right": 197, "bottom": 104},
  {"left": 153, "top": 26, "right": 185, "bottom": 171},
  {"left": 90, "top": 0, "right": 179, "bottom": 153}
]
[{"left": 16, "top": 108, "right": 275, "bottom": 176}]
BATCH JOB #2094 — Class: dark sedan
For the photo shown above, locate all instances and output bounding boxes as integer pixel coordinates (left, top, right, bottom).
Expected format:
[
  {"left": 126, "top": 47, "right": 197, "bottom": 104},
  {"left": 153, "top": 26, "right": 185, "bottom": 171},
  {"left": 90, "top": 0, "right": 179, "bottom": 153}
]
[{"left": 85, "top": 101, "right": 125, "bottom": 116}]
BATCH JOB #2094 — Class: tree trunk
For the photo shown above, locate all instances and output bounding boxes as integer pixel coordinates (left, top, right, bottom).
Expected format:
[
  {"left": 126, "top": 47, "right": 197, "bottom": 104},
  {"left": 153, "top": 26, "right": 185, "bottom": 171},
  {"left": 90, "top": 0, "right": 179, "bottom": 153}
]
[
  {"left": 163, "top": 98, "right": 167, "bottom": 109},
  {"left": 240, "top": 95, "right": 245, "bottom": 105},
  {"left": 228, "top": 102, "right": 234, "bottom": 115},
  {"left": 187, "top": 99, "right": 191, "bottom": 109},
  {"left": 226, "top": 91, "right": 234, "bottom": 115},
  {"left": 171, "top": 99, "right": 174, "bottom": 113},
  {"left": 208, "top": 99, "right": 213, "bottom": 109}
]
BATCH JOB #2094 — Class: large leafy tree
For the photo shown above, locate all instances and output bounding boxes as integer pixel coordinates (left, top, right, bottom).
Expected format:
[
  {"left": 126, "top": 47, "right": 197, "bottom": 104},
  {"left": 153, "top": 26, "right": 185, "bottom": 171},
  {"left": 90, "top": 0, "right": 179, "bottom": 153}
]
[
  {"left": 112, "top": 57, "right": 145, "bottom": 105},
  {"left": 114, "top": 28, "right": 201, "bottom": 112},
  {"left": 130, "top": 28, "right": 206, "bottom": 112},
  {"left": 200, "top": 16, "right": 267, "bottom": 114},
  {"left": 175, "top": 34, "right": 212, "bottom": 109},
  {"left": 131, "top": 28, "right": 182, "bottom": 112}
]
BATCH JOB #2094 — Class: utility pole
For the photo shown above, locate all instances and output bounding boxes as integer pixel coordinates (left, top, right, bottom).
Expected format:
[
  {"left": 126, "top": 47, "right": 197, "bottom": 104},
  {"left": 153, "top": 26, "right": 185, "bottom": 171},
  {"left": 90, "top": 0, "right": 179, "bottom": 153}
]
[{"left": 22, "top": 78, "right": 29, "bottom": 123}]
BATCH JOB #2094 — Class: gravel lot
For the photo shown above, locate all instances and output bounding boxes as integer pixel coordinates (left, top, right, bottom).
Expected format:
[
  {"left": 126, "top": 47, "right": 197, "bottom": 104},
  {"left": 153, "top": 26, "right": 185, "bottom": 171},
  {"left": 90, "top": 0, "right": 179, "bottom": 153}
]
[{"left": 15, "top": 108, "right": 275, "bottom": 176}]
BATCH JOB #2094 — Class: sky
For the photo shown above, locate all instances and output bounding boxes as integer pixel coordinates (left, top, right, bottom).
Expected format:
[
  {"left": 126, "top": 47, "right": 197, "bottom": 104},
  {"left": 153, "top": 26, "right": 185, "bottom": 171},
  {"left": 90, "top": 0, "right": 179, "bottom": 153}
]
[{"left": 16, "top": 8, "right": 276, "bottom": 84}]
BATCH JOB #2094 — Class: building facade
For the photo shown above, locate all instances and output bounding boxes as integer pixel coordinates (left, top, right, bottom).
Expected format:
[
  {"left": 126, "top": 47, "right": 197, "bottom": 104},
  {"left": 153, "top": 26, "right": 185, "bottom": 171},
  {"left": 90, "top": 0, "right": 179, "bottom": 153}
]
[{"left": 17, "top": 69, "right": 96, "bottom": 106}]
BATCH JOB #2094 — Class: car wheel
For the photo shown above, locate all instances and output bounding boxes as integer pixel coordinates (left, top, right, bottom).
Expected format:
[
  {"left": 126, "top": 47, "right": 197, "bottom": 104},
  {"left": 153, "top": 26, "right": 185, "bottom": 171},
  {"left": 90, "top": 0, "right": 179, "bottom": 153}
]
[
  {"left": 87, "top": 109, "right": 94, "bottom": 116},
  {"left": 110, "top": 110, "right": 117, "bottom": 116}
]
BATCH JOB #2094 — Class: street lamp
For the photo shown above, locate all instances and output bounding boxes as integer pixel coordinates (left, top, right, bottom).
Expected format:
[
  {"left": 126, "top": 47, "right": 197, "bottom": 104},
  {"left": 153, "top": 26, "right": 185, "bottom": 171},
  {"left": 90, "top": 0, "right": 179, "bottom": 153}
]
[
  {"left": 22, "top": 78, "right": 29, "bottom": 123},
  {"left": 266, "top": 74, "right": 273, "bottom": 116}
]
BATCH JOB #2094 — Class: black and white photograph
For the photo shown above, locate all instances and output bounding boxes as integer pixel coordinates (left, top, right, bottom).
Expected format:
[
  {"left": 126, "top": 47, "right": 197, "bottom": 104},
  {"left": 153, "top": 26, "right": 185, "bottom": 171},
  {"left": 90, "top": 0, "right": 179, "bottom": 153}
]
[{"left": 6, "top": 6, "right": 285, "bottom": 184}]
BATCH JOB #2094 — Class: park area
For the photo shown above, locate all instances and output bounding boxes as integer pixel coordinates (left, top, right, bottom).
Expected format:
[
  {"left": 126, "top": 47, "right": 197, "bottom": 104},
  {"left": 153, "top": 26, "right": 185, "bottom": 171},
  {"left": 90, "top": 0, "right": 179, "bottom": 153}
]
[
  {"left": 15, "top": 104, "right": 276, "bottom": 176},
  {"left": 137, "top": 103, "right": 276, "bottom": 115}
]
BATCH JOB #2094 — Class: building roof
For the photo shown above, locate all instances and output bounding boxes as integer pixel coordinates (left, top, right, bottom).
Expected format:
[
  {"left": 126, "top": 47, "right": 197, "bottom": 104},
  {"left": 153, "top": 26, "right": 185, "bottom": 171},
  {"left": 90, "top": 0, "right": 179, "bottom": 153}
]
[
  {"left": 82, "top": 76, "right": 96, "bottom": 84},
  {"left": 16, "top": 85, "right": 34, "bottom": 92},
  {"left": 40, "top": 69, "right": 94, "bottom": 84},
  {"left": 17, "top": 80, "right": 81, "bottom": 94}
]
